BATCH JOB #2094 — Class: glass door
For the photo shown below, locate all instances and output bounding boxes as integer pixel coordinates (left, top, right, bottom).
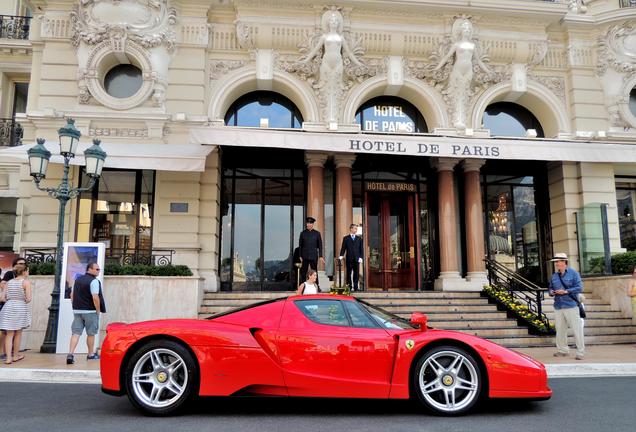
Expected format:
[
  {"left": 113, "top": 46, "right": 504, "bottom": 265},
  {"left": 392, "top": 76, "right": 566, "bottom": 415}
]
[{"left": 365, "top": 193, "right": 417, "bottom": 290}]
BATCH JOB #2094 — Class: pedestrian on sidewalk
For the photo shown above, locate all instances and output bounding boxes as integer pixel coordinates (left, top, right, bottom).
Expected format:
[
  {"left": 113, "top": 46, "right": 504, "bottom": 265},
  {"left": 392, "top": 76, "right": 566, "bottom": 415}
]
[
  {"left": 0, "top": 257, "right": 28, "bottom": 361},
  {"left": 548, "top": 253, "right": 585, "bottom": 360},
  {"left": 67, "top": 262, "right": 106, "bottom": 365},
  {"left": 627, "top": 265, "right": 636, "bottom": 322},
  {"left": 0, "top": 262, "right": 31, "bottom": 364}
]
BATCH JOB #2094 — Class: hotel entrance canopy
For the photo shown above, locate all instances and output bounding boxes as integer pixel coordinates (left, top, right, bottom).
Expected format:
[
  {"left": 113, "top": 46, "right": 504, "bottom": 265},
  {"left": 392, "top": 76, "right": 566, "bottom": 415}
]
[
  {"left": 190, "top": 127, "right": 636, "bottom": 163},
  {"left": 0, "top": 141, "right": 215, "bottom": 172}
]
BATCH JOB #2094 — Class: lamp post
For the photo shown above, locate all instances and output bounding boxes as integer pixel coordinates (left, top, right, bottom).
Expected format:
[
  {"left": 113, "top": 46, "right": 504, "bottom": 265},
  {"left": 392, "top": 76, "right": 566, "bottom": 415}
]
[{"left": 27, "top": 118, "right": 107, "bottom": 353}]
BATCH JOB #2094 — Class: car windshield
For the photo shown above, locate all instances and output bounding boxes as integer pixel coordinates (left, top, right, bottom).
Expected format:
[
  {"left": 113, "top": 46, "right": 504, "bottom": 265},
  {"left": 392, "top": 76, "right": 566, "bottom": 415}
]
[
  {"left": 205, "top": 297, "right": 286, "bottom": 320},
  {"left": 357, "top": 299, "right": 418, "bottom": 330}
]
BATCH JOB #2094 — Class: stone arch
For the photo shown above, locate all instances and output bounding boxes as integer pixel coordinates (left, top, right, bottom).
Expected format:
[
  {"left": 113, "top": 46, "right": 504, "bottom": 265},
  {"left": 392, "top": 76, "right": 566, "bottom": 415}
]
[
  {"left": 471, "top": 81, "right": 570, "bottom": 138},
  {"left": 342, "top": 76, "right": 448, "bottom": 129},
  {"left": 208, "top": 66, "right": 320, "bottom": 123}
]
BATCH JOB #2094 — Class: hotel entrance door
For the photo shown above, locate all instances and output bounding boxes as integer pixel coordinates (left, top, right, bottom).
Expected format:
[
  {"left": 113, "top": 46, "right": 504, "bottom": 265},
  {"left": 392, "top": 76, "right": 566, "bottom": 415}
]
[{"left": 366, "top": 193, "right": 417, "bottom": 290}]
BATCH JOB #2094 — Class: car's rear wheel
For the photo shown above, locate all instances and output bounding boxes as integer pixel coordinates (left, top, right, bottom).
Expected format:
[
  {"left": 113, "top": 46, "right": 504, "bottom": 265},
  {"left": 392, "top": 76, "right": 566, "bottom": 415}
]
[
  {"left": 412, "top": 345, "right": 482, "bottom": 415},
  {"left": 124, "top": 340, "right": 198, "bottom": 416}
]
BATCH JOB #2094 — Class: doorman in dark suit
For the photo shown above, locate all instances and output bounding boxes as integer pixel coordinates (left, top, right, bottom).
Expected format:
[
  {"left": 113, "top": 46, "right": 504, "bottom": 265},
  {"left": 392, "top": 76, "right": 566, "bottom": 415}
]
[
  {"left": 298, "top": 216, "right": 325, "bottom": 286},
  {"left": 339, "top": 223, "right": 364, "bottom": 291}
]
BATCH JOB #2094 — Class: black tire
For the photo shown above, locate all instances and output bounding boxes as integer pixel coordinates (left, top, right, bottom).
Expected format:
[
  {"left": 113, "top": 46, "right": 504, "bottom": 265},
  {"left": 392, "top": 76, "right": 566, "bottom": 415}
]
[
  {"left": 412, "top": 345, "right": 482, "bottom": 416},
  {"left": 124, "top": 339, "right": 199, "bottom": 416}
]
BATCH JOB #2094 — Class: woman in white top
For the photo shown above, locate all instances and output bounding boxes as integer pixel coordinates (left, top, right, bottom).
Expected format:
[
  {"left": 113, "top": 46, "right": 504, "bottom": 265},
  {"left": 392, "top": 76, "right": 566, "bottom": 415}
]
[{"left": 297, "top": 269, "right": 319, "bottom": 295}]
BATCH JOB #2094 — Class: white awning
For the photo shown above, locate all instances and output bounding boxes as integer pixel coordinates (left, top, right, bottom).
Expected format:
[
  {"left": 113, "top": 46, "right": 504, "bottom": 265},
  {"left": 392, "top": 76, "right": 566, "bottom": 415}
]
[
  {"left": 189, "top": 126, "right": 636, "bottom": 163},
  {"left": 0, "top": 141, "right": 215, "bottom": 172}
]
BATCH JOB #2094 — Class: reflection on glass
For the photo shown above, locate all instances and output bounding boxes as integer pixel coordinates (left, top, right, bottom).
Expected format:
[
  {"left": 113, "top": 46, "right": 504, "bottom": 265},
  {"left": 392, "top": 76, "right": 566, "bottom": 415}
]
[
  {"left": 264, "top": 179, "right": 291, "bottom": 287},
  {"left": 233, "top": 178, "right": 261, "bottom": 290},
  {"left": 225, "top": 91, "right": 303, "bottom": 128},
  {"left": 630, "top": 88, "right": 636, "bottom": 118},
  {"left": 616, "top": 185, "right": 636, "bottom": 251},
  {"left": 483, "top": 102, "right": 544, "bottom": 137}
]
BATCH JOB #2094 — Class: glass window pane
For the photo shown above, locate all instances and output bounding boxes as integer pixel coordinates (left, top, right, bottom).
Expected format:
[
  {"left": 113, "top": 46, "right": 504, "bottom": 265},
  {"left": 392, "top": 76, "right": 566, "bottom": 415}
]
[
  {"left": 264, "top": 179, "right": 291, "bottom": 289},
  {"left": 97, "top": 171, "right": 137, "bottom": 251},
  {"left": 220, "top": 176, "right": 233, "bottom": 283},
  {"left": 232, "top": 178, "right": 262, "bottom": 290},
  {"left": 12, "top": 83, "right": 28, "bottom": 115},
  {"left": 224, "top": 91, "right": 303, "bottom": 128},
  {"left": 630, "top": 88, "right": 636, "bottom": 118},
  {"left": 344, "top": 301, "right": 378, "bottom": 328},
  {"left": 104, "top": 64, "right": 143, "bottom": 98},
  {"left": 355, "top": 96, "right": 427, "bottom": 132},
  {"left": 295, "top": 299, "right": 349, "bottom": 326},
  {"left": 138, "top": 171, "right": 154, "bottom": 252},
  {"left": 483, "top": 102, "right": 544, "bottom": 138},
  {"left": 617, "top": 186, "right": 636, "bottom": 250},
  {"left": 513, "top": 186, "right": 538, "bottom": 277},
  {"left": 0, "top": 198, "right": 17, "bottom": 250}
]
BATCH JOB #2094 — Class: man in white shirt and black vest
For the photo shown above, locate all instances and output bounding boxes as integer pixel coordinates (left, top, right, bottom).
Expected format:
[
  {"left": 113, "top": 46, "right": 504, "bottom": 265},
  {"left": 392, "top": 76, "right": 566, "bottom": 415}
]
[{"left": 66, "top": 262, "right": 106, "bottom": 365}]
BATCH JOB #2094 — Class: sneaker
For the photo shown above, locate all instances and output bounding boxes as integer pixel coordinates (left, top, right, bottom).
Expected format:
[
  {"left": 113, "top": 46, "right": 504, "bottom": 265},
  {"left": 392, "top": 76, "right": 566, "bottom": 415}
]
[
  {"left": 575, "top": 354, "right": 585, "bottom": 360},
  {"left": 86, "top": 353, "right": 100, "bottom": 360},
  {"left": 553, "top": 352, "right": 568, "bottom": 357},
  {"left": 66, "top": 354, "right": 75, "bottom": 365}
]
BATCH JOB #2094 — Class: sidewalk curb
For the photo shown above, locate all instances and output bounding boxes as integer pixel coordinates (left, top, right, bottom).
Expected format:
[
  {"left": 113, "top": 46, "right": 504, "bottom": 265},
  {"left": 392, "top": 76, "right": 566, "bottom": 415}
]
[
  {"left": 2, "top": 364, "right": 636, "bottom": 384},
  {"left": 546, "top": 363, "right": 636, "bottom": 378},
  {"left": 0, "top": 368, "right": 100, "bottom": 384}
]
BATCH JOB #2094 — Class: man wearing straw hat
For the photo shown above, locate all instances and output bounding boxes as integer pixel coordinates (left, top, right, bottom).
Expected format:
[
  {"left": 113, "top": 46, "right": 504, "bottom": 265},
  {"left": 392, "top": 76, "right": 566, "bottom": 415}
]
[{"left": 548, "top": 253, "right": 585, "bottom": 360}]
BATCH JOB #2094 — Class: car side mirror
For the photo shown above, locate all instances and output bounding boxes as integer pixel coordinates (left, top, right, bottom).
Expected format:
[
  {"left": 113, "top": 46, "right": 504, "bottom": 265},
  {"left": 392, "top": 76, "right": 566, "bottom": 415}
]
[{"left": 410, "top": 312, "right": 428, "bottom": 331}]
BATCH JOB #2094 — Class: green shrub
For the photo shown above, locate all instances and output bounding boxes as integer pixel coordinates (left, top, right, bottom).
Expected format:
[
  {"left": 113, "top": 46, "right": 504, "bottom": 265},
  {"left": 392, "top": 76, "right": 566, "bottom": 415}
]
[
  {"left": 24, "top": 261, "right": 192, "bottom": 276},
  {"left": 27, "top": 262, "right": 56, "bottom": 275},
  {"left": 610, "top": 251, "right": 636, "bottom": 274}
]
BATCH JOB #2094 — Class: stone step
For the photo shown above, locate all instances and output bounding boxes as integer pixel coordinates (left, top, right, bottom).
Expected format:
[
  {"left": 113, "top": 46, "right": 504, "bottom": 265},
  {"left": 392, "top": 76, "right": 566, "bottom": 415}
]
[
  {"left": 455, "top": 327, "right": 537, "bottom": 337},
  {"left": 431, "top": 319, "right": 519, "bottom": 329},
  {"left": 487, "top": 333, "right": 636, "bottom": 348},
  {"left": 360, "top": 298, "right": 491, "bottom": 306},
  {"left": 355, "top": 291, "right": 483, "bottom": 299},
  {"left": 545, "top": 311, "right": 626, "bottom": 320},
  {"left": 396, "top": 311, "right": 509, "bottom": 320}
]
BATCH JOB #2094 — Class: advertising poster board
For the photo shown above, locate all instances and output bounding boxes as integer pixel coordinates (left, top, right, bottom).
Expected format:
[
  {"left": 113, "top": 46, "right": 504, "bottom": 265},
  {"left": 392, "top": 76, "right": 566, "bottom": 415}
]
[{"left": 55, "top": 243, "right": 105, "bottom": 354}]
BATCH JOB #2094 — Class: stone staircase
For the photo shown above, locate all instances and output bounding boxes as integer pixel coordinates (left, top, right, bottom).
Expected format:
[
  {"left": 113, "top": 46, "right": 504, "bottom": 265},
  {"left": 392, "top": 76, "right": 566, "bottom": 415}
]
[{"left": 198, "top": 290, "right": 636, "bottom": 348}]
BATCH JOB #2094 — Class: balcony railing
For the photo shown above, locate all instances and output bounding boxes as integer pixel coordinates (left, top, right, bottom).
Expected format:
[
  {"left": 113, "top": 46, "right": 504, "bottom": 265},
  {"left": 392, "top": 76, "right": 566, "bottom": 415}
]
[
  {"left": 0, "top": 118, "right": 23, "bottom": 146},
  {"left": 24, "top": 248, "right": 176, "bottom": 267},
  {"left": 620, "top": 0, "right": 636, "bottom": 7},
  {"left": 0, "top": 15, "right": 31, "bottom": 40}
]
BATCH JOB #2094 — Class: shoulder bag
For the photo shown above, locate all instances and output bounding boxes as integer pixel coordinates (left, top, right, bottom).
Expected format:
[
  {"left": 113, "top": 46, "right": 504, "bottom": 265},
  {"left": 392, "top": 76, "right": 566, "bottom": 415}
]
[{"left": 557, "top": 272, "right": 586, "bottom": 318}]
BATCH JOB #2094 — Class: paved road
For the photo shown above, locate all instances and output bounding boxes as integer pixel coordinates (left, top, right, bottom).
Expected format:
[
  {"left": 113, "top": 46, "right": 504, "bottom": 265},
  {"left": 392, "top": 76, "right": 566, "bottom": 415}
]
[{"left": 2, "top": 378, "right": 632, "bottom": 432}]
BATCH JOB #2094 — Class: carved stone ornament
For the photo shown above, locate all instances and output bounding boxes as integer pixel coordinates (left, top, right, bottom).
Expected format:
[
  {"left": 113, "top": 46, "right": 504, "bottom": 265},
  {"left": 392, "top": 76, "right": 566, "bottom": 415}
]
[
  {"left": 410, "top": 17, "right": 503, "bottom": 129},
  {"left": 70, "top": 0, "right": 177, "bottom": 51},
  {"left": 568, "top": 0, "right": 588, "bottom": 14},
  {"left": 280, "top": 6, "right": 376, "bottom": 123},
  {"left": 70, "top": 0, "right": 178, "bottom": 110},
  {"left": 528, "top": 74, "right": 566, "bottom": 104},
  {"left": 597, "top": 22, "right": 636, "bottom": 76},
  {"left": 210, "top": 59, "right": 247, "bottom": 80},
  {"left": 235, "top": 20, "right": 255, "bottom": 51}
]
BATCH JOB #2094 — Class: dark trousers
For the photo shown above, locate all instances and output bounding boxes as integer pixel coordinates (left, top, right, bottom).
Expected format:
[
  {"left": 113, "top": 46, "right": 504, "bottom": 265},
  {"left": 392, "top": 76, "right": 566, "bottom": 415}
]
[
  {"left": 345, "top": 261, "right": 360, "bottom": 291},
  {"left": 300, "top": 259, "right": 318, "bottom": 287}
]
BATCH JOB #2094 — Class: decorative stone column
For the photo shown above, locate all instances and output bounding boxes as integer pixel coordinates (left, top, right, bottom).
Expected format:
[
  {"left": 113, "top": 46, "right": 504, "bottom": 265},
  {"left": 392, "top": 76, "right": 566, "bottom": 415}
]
[
  {"left": 433, "top": 158, "right": 463, "bottom": 290},
  {"left": 463, "top": 159, "right": 488, "bottom": 289},
  {"left": 305, "top": 152, "right": 329, "bottom": 276},
  {"left": 334, "top": 154, "right": 356, "bottom": 249}
]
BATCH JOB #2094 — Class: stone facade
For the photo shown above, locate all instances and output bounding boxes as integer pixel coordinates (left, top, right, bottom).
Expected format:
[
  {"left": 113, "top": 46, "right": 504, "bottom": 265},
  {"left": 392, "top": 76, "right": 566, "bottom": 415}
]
[{"left": 1, "top": 0, "right": 636, "bottom": 296}]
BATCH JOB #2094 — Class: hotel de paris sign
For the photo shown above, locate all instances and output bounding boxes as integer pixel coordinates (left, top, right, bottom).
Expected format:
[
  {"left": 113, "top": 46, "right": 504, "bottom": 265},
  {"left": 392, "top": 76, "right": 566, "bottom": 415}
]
[{"left": 190, "top": 127, "right": 636, "bottom": 163}]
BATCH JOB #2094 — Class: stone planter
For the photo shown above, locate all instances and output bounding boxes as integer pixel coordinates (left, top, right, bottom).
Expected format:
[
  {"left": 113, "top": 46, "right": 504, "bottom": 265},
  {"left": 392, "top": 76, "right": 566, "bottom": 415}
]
[{"left": 21, "top": 275, "right": 201, "bottom": 351}]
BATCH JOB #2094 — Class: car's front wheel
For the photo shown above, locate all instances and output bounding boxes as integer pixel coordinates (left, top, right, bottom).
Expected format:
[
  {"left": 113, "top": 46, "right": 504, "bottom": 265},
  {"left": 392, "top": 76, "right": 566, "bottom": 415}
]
[
  {"left": 412, "top": 345, "right": 482, "bottom": 415},
  {"left": 124, "top": 340, "right": 198, "bottom": 416}
]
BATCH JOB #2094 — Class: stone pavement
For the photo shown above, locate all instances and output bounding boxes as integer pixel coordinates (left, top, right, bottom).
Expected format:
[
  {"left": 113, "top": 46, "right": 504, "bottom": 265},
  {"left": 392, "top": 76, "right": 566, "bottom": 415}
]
[{"left": 0, "top": 344, "right": 634, "bottom": 384}]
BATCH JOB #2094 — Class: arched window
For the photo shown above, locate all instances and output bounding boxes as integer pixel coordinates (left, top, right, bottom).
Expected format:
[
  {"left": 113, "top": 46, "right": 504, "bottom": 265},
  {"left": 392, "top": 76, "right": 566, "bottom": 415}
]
[
  {"left": 355, "top": 97, "right": 428, "bottom": 133},
  {"left": 482, "top": 102, "right": 544, "bottom": 137},
  {"left": 224, "top": 91, "right": 303, "bottom": 128},
  {"left": 629, "top": 87, "right": 636, "bottom": 118}
]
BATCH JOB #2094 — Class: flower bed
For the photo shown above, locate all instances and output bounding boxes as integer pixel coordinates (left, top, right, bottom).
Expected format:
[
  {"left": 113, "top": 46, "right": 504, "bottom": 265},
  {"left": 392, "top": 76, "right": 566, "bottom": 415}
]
[{"left": 482, "top": 285, "right": 555, "bottom": 335}]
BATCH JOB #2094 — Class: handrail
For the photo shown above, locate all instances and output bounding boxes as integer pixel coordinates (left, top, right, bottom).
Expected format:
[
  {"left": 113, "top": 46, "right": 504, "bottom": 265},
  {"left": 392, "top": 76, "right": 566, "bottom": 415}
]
[
  {"left": 23, "top": 247, "right": 175, "bottom": 266},
  {"left": 484, "top": 258, "right": 551, "bottom": 329}
]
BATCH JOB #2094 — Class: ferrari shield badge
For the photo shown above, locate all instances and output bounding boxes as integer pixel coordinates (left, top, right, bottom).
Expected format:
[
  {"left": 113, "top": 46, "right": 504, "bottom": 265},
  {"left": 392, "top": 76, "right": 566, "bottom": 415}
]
[{"left": 405, "top": 339, "right": 415, "bottom": 350}]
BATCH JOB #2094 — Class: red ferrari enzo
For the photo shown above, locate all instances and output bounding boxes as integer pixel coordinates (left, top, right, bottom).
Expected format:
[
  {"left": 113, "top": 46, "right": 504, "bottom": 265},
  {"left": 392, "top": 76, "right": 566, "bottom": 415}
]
[{"left": 100, "top": 295, "right": 551, "bottom": 416}]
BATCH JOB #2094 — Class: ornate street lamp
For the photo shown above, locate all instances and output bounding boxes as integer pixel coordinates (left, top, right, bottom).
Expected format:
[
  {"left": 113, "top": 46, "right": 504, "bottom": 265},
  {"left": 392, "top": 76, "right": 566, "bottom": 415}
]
[{"left": 27, "top": 118, "right": 107, "bottom": 353}]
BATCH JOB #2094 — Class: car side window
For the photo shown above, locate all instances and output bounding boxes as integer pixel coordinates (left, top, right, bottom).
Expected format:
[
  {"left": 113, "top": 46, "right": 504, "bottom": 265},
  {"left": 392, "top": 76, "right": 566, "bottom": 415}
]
[
  {"left": 344, "top": 301, "right": 380, "bottom": 328},
  {"left": 295, "top": 299, "right": 349, "bottom": 326}
]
